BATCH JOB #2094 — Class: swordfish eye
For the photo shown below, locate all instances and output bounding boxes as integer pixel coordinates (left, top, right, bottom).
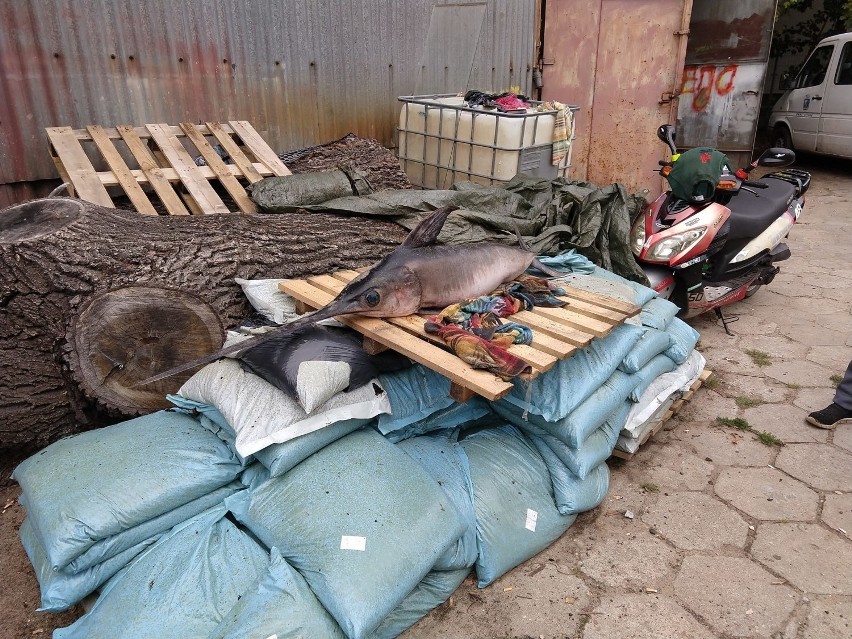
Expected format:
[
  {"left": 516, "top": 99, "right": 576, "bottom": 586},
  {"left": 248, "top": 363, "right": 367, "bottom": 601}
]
[{"left": 363, "top": 289, "right": 381, "bottom": 307}]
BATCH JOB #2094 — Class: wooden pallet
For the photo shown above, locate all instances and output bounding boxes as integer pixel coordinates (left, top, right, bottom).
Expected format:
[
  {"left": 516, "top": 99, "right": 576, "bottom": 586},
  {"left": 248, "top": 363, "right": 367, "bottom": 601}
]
[
  {"left": 279, "top": 270, "right": 641, "bottom": 402},
  {"left": 46, "top": 121, "right": 291, "bottom": 215},
  {"left": 610, "top": 368, "right": 714, "bottom": 460}
]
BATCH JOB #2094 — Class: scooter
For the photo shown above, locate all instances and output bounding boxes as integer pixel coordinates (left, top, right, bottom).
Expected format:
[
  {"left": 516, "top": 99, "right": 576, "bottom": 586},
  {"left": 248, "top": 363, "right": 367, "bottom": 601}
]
[{"left": 629, "top": 124, "right": 811, "bottom": 333}]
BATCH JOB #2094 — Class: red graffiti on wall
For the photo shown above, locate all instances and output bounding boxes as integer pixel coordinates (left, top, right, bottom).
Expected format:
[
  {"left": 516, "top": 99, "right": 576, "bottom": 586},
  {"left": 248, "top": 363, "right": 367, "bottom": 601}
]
[{"left": 680, "top": 64, "right": 738, "bottom": 112}]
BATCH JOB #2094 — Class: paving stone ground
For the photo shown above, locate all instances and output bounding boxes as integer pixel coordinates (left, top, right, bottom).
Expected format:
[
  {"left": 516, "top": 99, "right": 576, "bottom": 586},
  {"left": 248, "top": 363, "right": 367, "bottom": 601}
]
[{"left": 405, "top": 156, "right": 852, "bottom": 638}]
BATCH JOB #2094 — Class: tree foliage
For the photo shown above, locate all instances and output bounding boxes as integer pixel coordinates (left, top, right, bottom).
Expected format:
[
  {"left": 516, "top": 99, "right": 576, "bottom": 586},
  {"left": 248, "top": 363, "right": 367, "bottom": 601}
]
[{"left": 773, "top": 0, "right": 852, "bottom": 58}]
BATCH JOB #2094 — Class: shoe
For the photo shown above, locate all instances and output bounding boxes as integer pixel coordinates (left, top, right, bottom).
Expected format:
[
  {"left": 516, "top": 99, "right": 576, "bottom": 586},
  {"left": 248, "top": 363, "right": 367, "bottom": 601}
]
[{"left": 806, "top": 402, "right": 852, "bottom": 429}]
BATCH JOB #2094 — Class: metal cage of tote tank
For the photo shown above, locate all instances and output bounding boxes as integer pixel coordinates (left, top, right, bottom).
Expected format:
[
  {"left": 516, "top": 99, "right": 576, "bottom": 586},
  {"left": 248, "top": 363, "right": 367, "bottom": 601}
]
[{"left": 397, "top": 94, "right": 580, "bottom": 189}]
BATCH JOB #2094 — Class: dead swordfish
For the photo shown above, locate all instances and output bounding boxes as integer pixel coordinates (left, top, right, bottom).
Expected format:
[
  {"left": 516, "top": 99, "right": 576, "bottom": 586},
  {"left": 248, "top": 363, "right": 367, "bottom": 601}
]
[{"left": 139, "top": 205, "right": 560, "bottom": 385}]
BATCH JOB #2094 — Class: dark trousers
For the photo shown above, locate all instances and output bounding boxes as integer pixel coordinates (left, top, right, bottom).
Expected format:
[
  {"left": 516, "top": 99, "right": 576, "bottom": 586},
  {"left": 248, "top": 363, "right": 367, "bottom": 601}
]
[{"left": 836, "top": 360, "right": 852, "bottom": 411}]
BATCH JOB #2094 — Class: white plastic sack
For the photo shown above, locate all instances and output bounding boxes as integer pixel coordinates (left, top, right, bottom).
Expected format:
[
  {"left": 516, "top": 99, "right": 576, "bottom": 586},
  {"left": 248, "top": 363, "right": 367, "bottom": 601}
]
[
  {"left": 13, "top": 410, "right": 245, "bottom": 571},
  {"left": 235, "top": 277, "right": 299, "bottom": 325},
  {"left": 177, "top": 358, "right": 389, "bottom": 456},
  {"left": 622, "top": 350, "right": 706, "bottom": 438},
  {"left": 227, "top": 429, "right": 467, "bottom": 639},
  {"left": 54, "top": 505, "right": 269, "bottom": 639}
]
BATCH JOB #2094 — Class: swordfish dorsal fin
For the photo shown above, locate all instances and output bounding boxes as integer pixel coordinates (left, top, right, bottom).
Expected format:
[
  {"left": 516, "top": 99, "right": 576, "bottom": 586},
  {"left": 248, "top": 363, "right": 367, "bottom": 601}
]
[{"left": 400, "top": 205, "right": 459, "bottom": 248}]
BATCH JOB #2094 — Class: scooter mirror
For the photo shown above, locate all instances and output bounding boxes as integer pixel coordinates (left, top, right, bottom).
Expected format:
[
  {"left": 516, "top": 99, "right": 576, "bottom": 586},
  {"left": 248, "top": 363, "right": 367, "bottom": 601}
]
[
  {"left": 757, "top": 147, "right": 795, "bottom": 168},
  {"left": 656, "top": 125, "right": 677, "bottom": 154}
]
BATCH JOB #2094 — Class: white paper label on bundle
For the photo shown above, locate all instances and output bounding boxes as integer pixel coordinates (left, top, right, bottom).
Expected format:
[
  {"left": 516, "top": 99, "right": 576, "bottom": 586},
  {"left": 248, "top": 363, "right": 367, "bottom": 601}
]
[
  {"left": 340, "top": 535, "right": 367, "bottom": 551},
  {"left": 525, "top": 509, "right": 538, "bottom": 532}
]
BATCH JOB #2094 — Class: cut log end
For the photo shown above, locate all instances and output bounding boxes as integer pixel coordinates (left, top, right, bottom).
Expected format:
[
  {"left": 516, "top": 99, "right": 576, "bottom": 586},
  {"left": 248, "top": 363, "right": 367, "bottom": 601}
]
[
  {"left": 68, "top": 286, "right": 225, "bottom": 413},
  {"left": 0, "top": 198, "right": 83, "bottom": 244}
]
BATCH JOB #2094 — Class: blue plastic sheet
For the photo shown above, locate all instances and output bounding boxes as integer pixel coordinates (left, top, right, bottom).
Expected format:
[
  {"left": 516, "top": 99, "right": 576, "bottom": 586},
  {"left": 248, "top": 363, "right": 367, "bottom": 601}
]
[
  {"left": 227, "top": 429, "right": 467, "bottom": 639},
  {"left": 664, "top": 317, "right": 701, "bottom": 364},
  {"left": 383, "top": 399, "right": 490, "bottom": 444},
  {"left": 209, "top": 548, "right": 346, "bottom": 639},
  {"left": 619, "top": 328, "right": 673, "bottom": 374},
  {"left": 54, "top": 505, "right": 268, "bottom": 639},
  {"left": 368, "top": 568, "right": 471, "bottom": 639},
  {"left": 500, "top": 323, "right": 645, "bottom": 422},
  {"left": 19, "top": 518, "right": 160, "bottom": 613},
  {"left": 13, "top": 410, "right": 246, "bottom": 571},
  {"left": 377, "top": 365, "right": 456, "bottom": 436},
  {"left": 396, "top": 434, "right": 478, "bottom": 570},
  {"left": 639, "top": 297, "right": 680, "bottom": 330},
  {"left": 458, "top": 425, "right": 576, "bottom": 588}
]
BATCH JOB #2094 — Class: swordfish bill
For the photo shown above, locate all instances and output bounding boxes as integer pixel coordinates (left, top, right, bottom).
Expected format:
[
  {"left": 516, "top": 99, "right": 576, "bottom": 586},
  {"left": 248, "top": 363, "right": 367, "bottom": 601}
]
[{"left": 137, "top": 205, "right": 560, "bottom": 386}]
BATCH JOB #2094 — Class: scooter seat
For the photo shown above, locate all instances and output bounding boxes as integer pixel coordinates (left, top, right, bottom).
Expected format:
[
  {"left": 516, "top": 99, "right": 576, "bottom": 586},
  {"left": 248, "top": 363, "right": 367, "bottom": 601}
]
[{"left": 725, "top": 178, "right": 796, "bottom": 241}]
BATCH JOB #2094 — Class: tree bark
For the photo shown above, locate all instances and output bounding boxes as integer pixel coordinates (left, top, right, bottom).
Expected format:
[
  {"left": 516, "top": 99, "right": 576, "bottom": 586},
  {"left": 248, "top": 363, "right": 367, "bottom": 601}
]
[{"left": 0, "top": 197, "right": 408, "bottom": 450}]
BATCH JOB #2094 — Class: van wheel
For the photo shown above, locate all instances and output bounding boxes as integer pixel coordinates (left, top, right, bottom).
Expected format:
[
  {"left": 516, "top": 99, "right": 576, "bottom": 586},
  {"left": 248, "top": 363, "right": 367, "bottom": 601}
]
[{"left": 772, "top": 125, "right": 793, "bottom": 151}]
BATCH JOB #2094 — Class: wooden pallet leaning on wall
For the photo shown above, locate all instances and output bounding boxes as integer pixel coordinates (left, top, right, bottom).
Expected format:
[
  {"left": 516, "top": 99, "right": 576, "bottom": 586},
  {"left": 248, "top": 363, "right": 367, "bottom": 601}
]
[
  {"left": 610, "top": 368, "right": 714, "bottom": 461},
  {"left": 46, "top": 121, "right": 291, "bottom": 215},
  {"left": 279, "top": 270, "right": 641, "bottom": 403}
]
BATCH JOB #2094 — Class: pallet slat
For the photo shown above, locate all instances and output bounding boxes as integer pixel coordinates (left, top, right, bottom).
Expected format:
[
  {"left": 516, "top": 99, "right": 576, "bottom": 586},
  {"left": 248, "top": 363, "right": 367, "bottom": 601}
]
[
  {"left": 206, "top": 121, "right": 265, "bottom": 184},
  {"left": 146, "top": 124, "right": 230, "bottom": 215},
  {"left": 180, "top": 123, "right": 257, "bottom": 214},
  {"left": 86, "top": 125, "right": 158, "bottom": 216},
  {"left": 228, "top": 121, "right": 292, "bottom": 177},
  {"left": 116, "top": 125, "right": 191, "bottom": 215},
  {"left": 46, "top": 127, "right": 114, "bottom": 207}
]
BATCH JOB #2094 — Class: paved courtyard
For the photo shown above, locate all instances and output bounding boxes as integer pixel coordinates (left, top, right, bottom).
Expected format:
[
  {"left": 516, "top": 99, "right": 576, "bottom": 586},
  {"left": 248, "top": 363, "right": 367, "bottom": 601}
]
[{"left": 403, "top": 156, "right": 852, "bottom": 638}]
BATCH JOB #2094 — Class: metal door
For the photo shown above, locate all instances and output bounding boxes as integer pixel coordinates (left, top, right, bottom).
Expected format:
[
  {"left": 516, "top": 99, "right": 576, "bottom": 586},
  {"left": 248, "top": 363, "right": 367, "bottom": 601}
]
[
  {"left": 542, "top": 0, "right": 692, "bottom": 195},
  {"left": 676, "top": 0, "right": 778, "bottom": 167}
]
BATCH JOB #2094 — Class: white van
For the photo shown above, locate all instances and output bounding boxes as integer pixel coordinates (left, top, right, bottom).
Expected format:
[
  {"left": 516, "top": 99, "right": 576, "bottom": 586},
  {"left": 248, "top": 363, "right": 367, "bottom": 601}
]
[{"left": 769, "top": 31, "right": 852, "bottom": 159}]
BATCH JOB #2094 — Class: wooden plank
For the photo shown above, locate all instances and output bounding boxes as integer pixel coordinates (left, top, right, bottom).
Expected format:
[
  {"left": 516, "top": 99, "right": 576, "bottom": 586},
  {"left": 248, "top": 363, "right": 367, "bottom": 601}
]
[
  {"left": 513, "top": 310, "right": 595, "bottom": 347},
  {"left": 95, "top": 162, "right": 276, "bottom": 186},
  {"left": 279, "top": 279, "right": 513, "bottom": 401},
  {"left": 206, "top": 121, "right": 265, "bottom": 184},
  {"left": 305, "top": 274, "right": 556, "bottom": 373},
  {"left": 146, "top": 123, "right": 230, "bottom": 214},
  {"left": 116, "top": 125, "right": 191, "bottom": 215},
  {"left": 86, "top": 125, "right": 158, "bottom": 216},
  {"left": 559, "top": 285, "right": 641, "bottom": 316},
  {"left": 555, "top": 295, "right": 628, "bottom": 324},
  {"left": 180, "top": 122, "right": 257, "bottom": 214},
  {"left": 46, "top": 127, "right": 114, "bottom": 207},
  {"left": 228, "top": 120, "right": 292, "bottom": 176},
  {"left": 532, "top": 305, "right": 612, "bottom": 337}
]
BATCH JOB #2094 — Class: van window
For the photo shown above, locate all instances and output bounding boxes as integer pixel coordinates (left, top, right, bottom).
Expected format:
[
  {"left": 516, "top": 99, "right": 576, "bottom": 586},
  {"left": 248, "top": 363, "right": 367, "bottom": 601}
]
[
  {"left": 836, "top": 42, "right": 852, "bottom": 85},
  {"left": 794, "top": 45, "right": 834, "bottom": 88}
]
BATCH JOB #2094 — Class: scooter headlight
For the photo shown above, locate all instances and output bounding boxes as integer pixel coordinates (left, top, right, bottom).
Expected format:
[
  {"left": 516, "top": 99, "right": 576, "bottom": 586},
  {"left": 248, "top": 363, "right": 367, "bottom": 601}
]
[
  {"left": 647, "top": 227, "right": 707, "bottom": 261},
  {"left": 630, "top": 220, "right": 646, "bottom": 255}
]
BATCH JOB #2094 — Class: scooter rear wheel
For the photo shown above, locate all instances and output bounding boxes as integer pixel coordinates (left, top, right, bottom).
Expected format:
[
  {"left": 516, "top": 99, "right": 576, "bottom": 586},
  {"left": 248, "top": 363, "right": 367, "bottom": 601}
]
[{"left": 744, "top": 282, "right": 762, "bottom": 298}]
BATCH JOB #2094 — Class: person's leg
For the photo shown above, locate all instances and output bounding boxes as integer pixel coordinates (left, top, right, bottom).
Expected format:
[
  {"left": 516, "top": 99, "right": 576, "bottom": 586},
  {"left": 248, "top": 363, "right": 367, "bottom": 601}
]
[{"left": 807, "top": 360, "right": 852, "bottom": 429}]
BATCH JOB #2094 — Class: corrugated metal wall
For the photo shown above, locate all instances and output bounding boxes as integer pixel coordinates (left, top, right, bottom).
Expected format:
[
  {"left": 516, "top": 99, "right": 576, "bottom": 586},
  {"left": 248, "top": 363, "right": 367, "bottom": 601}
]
[{"left": 0, "top": 0, "right": 536, "bottom": 206}]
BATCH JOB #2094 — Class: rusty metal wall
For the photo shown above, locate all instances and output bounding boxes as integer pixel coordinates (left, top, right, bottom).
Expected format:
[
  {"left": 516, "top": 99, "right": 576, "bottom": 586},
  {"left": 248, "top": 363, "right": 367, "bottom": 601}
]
[
  {"left": 676, "top": 0, "right": 777, "bottom": 167},
  {"left": 0, "top": 0, "right": 536, "bottom": 206},
  {"left": 542, "top": 0, "right": 692, "bottom": 195}
]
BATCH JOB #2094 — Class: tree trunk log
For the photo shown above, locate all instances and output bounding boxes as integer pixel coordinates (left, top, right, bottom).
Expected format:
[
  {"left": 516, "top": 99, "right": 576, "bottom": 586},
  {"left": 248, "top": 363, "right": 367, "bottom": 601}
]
[{"left": 0, "top": 197, "right": 408, "bottom": 450}]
